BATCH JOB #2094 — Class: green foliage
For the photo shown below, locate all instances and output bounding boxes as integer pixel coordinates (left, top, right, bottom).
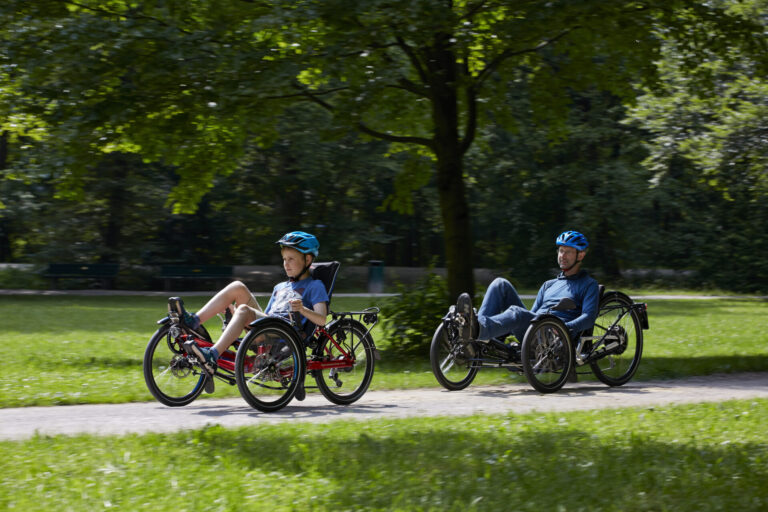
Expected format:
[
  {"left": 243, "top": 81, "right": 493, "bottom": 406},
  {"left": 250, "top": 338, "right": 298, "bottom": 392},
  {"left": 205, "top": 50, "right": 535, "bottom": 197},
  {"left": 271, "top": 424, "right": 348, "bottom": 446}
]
[
  {"left": 1, "top": 0, "right": 767, "bottom": 293},
  {"left": 625, "top": 0, "right": 768, "bottom": 292},
  {"left": 380, "top": 270, "right": 450, "bottom": 356},
  {"left": 0, "top": 267, "right": 44, "bottom": 289}
]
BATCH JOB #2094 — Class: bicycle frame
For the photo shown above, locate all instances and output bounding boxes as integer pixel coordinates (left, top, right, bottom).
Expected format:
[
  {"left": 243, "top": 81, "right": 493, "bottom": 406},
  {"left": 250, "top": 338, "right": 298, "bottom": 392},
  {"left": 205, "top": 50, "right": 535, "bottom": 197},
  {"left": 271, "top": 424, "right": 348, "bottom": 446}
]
[
  {"left": 575, "top": 301, "right": 647, "bottom": 366},
  {"left": 170, "top": 306, "right": 380, "bottom": 386},
  {"left": 307, "top": 307, "right": 380, "bottom": 372}
]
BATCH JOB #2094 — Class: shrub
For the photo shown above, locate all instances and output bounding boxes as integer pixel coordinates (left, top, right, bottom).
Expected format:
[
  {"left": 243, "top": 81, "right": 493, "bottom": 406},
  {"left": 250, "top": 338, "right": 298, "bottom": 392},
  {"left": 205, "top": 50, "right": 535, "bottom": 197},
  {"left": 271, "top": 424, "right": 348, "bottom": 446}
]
[{"left": 380, "top": 270, "right": 450, "bottom": 357}]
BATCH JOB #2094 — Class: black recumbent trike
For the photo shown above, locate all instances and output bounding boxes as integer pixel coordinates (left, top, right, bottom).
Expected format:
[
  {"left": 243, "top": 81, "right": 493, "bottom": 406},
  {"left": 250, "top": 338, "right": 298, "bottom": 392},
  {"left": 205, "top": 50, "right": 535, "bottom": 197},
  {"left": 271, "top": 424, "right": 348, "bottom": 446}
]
[
  {"left": 430, "top": 286, "right": 649, "bottom": 393},
  {"left": 143, "top": 262, "right": 381, "bottom": 412}
]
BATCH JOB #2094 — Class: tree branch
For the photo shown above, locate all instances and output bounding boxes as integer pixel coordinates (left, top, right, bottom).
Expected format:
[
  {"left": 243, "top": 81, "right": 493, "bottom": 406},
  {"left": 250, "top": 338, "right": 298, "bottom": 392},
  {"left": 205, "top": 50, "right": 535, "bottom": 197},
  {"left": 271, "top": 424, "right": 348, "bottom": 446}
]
[
  {"left": 475, "top": 27, "right": 577, "bottom": 87},
  {"left": 460, "top": 0, "right": 492, "bottom": 21},
  {"left": 394, "top": 35, "right": 429, "bottom": 85},
  {"left": 459, "top": 68, "right": 478, "bottom": 155},
  {"left": 261, "top": 83, "right": 348, "bottom": 111},
  {"left": 388, "top": 78, "right": 431, "bottom": 98},
  {"left": 356, "top": 122, "right": 434, "bottom": 149}
]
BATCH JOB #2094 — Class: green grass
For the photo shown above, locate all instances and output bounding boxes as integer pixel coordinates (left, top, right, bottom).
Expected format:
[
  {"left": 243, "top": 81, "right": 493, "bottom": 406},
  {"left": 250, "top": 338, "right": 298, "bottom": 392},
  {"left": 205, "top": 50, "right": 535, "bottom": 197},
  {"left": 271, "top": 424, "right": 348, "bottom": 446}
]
[
  {"left": 1, "top": 295, "right": 767, "bottom": 408},
  {"left": 1, "top": 399, "right": 766, "bottom": 511}
]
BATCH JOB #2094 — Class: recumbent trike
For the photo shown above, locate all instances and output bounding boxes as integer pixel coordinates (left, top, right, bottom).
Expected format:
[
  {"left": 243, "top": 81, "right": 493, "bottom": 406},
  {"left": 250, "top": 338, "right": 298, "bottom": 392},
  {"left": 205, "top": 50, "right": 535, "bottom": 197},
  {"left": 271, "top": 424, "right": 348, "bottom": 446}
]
[
  {"left": 430, "top": 286, "right": 649, "bottom": 393},
  {"left": 143, "top": 262, "right": 380, "bottom": 412}
]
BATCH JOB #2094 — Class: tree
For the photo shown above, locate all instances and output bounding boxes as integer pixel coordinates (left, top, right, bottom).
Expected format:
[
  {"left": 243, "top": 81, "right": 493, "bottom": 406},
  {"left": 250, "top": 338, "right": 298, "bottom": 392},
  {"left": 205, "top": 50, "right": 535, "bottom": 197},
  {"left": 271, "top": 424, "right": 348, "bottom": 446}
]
[
  {"left": 1, "top": 0, "right": 765, "bottom": 297},
  {"left": 627, "top": 0, "right": 768, "bottom": 290}
]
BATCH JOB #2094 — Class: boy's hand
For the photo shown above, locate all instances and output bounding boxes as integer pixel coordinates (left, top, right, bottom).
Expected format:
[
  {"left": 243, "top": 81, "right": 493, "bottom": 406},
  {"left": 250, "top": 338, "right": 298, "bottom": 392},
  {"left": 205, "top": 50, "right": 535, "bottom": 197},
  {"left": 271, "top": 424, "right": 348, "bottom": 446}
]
[{"left": 289, "top": 299, "right": 303, "bottom": 312}]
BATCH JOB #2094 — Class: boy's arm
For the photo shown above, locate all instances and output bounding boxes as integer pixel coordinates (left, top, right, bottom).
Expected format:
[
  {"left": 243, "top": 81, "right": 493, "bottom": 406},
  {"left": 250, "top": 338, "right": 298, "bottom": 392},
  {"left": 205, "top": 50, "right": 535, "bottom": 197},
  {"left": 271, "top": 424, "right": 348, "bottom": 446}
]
[{"left": 290, "top": 300, "right": 328, "bottom": 326}]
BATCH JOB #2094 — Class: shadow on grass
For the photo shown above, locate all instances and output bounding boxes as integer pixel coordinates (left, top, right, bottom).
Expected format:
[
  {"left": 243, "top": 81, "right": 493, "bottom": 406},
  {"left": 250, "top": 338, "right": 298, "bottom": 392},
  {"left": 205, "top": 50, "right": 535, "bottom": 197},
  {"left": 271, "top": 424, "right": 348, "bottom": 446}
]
[
  {"left": 177, "top": 419, "right": 767, "bottom": 511},
  {"left": 642, "top": 298, "right": 768, "bottom": 318},
  {"left": 22, "top": 355, "right": 142, "bottom": 370},
  {"left": 635, "top": 355, "right": 768, "bottom": 380}
]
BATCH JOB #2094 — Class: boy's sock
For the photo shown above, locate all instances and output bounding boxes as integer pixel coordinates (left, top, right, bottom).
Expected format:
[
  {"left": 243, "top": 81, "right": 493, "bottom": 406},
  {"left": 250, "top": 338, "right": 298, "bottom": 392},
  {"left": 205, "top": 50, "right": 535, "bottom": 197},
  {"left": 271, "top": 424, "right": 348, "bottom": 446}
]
[{"left": 188, "top": 313, "right": 201, "bottom": 330}]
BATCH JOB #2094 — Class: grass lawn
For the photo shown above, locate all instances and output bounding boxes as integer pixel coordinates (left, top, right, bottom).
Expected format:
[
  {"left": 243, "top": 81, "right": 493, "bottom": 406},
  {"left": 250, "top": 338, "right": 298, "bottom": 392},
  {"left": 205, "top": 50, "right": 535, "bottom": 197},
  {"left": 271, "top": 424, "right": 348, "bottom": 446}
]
[
  {"left": 1, "top": 294, "right": 767, "bottom": 407},
  {"left": 1, "top": 398, "right": 766, "bottom": 511}
]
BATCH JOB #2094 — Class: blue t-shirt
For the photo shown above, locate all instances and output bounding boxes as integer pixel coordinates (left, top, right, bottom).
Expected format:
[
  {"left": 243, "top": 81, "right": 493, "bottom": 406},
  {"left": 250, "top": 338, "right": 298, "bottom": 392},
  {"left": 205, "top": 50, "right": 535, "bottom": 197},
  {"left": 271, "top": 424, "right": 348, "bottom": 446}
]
[
  {"left": 265, "top": 277, "right": 329, "bottom": 329},
  {"left": 530, "top": 270, "right": 599, "bottom": 335}
]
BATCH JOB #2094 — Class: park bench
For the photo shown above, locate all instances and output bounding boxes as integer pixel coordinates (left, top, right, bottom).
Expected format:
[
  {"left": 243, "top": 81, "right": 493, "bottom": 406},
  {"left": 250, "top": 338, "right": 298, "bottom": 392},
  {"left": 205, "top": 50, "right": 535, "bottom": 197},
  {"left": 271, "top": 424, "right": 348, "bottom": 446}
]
[
  {"left": 159, "top": 264, "right": 234, "bottom": 291},
  {"left": 44, "top": 263, "right": 119, "bottom": 289}
]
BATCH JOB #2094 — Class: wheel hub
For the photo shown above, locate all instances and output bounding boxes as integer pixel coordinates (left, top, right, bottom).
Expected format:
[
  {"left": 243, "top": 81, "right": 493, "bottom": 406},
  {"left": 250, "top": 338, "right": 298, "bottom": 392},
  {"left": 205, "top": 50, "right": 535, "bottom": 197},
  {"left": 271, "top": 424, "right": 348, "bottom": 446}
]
[{"left": 169, "top": 354, "right": 193, "bottom": 377}]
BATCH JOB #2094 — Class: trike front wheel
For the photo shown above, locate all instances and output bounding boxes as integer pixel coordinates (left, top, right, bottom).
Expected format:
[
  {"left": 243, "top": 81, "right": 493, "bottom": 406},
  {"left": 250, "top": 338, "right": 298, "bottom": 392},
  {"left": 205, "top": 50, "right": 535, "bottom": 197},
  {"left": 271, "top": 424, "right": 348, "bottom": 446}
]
[
  {"left": 143, "top": 324, "right": 207, "bottom": 407},
  {"left": 430, "top": 322, "right": 478, "bottom": 391},
  {"left": 521, "top": 318, "right": 573, "bottom": 393}
]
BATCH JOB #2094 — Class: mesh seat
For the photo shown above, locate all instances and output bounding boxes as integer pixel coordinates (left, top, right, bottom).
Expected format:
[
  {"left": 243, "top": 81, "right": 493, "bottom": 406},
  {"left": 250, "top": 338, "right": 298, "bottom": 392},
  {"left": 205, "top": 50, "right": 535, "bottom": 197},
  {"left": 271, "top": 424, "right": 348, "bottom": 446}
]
[{"left": 301, "top": 261, "right": 340, "bottom": 338}]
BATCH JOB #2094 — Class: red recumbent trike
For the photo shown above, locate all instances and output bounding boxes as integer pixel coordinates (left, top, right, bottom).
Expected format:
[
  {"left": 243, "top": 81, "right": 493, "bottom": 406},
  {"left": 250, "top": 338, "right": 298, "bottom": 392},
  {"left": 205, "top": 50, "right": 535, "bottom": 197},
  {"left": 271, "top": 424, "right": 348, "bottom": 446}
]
[{"left": 143, "top": 262, "right": 380, "bottom": 412}]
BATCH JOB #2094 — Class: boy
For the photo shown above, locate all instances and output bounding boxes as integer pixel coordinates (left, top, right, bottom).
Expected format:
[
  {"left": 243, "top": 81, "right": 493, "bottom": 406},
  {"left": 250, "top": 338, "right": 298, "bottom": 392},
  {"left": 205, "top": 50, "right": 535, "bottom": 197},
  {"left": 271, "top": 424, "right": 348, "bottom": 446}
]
[{"left": 170, "top": 231, "right": 329, "bottom": 398}]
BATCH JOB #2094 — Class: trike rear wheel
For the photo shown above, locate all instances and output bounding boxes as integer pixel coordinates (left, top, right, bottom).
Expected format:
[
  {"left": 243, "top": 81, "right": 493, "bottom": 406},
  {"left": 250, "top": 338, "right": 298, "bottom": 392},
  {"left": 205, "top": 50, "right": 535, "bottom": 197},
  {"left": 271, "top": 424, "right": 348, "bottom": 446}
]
[
  {"left": 589, "top": 292, "right": 643, "bottom": 386},
  {"left": 430, "top": 322, "right": 478, "bottom": 391},
  {"left": 235, "top": 321, "right": 305, "bottom": 412},
  {"left": 313, "top": 320, "right": 375, "bottom": 405},
  {"left": 143, "top": 324, "right": 207, "bottom": 407},
  {"left": 521, "top": 318, "right": 573, "bottom": 393}
]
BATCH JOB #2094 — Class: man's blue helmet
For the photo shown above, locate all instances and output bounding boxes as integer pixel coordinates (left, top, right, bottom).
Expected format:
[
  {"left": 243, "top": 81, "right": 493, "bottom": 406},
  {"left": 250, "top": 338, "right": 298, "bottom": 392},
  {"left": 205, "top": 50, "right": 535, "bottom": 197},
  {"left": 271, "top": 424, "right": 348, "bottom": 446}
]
[
  {"left": 556, "top": 230, "right": 589, "bottom": 251},
  {"left": 276, "top": 231, "right": 319, "bottom": 257}
]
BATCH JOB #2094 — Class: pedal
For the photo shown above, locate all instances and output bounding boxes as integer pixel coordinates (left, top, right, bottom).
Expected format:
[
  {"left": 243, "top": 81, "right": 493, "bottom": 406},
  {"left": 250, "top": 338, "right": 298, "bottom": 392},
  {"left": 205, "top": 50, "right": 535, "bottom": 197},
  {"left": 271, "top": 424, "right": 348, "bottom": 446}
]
[
  {"left": 203, "top": 374, "right": 215, "bottom": 394},
  {"left": 182, "top": 340, "right": 217, "bottom": 377}
]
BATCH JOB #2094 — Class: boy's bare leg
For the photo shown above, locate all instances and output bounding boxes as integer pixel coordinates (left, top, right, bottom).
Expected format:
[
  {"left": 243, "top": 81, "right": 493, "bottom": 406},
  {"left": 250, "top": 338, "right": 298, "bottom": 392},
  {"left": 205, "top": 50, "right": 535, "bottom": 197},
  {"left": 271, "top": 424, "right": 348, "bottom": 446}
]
[
  {"left": 195, "top": 281, "right": 262, "bottom": 324},
  {"left": 212, "top": 304, "right": 266, "bottom": 355}
]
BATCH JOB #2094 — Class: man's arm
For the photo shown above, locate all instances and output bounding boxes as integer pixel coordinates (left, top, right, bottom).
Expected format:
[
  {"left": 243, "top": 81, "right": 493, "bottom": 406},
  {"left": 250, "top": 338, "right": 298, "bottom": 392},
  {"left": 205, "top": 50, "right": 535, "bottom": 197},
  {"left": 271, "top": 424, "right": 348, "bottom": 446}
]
[
  {"left": 530, "top": 282, "right": 548, "bottom": 314},
  {"left": 564, "top": 281, "right": 600, "bottom": 334}
]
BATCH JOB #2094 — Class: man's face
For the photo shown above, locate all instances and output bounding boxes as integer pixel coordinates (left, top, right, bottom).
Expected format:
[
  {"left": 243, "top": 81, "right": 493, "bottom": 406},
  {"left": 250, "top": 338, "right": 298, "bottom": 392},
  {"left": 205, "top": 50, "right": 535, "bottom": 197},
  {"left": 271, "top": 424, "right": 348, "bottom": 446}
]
[{"left": 557, "top": 245, "right": 582, "bottom": 271}]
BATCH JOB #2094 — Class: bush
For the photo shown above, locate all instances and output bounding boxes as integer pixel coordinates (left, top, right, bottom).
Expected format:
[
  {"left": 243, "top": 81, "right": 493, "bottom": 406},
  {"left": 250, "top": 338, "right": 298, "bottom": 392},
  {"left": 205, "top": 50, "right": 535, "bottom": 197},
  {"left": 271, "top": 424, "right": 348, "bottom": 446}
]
[
  {"left": 380, "top": 270, "right": 451, "bottom": 357},
  {"left": 0, "top": 267, "right": 46, "bottom": 289}
]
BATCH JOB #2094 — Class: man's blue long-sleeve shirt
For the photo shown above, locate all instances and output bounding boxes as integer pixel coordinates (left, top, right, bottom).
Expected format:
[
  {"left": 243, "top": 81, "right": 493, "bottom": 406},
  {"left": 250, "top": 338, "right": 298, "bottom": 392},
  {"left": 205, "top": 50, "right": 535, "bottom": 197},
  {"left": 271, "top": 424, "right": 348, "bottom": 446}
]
[{"left": 531, "top": 270, "right": 600, "bottom": 335}]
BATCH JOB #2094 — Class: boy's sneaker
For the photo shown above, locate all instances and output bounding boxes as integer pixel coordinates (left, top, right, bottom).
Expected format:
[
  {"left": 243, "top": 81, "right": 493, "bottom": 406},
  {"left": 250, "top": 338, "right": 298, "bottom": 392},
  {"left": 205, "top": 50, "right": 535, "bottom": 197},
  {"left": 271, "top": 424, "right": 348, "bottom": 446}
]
[
  {"left": 456, "top": 293, "right": 478, "bottom": 343},
  {"left": 183, "top": 340, "right": 218, "bottom": 380},
  {"left": 168, "top": 297, "right": 200, "bottom": 329}
]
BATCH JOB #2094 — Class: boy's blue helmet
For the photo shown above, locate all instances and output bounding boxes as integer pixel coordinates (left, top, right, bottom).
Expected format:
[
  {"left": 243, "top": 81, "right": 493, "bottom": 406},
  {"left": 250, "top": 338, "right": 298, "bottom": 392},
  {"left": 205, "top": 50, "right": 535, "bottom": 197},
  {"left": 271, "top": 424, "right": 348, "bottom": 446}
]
[
  {"left": 276, "top": 231, "right": 319, "bottom": 257},
  {"left": 556, "top": 231, "right": 589, "bottom": 251}
]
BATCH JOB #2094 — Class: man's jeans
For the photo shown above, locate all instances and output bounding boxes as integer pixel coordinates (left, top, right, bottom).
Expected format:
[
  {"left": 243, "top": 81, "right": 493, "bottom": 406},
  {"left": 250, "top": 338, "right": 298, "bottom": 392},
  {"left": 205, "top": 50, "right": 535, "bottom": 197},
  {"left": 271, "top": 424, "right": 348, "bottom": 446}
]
[{"left": 477, "top": 278, "right": 535, "bottom": 342}]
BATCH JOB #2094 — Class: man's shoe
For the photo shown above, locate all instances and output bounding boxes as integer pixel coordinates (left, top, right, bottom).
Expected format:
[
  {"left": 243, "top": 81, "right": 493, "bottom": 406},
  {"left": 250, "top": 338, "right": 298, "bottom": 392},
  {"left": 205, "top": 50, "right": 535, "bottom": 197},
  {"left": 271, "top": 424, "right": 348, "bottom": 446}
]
[
  {"left": 294, "top": 381, "right": 306, "bottom": 401},
  {"left": 183, "top": 340, "right": 218, "bottom": 377},
  {"left": 456, "top": 293, "right": 477, "bottom": 343},
  {"left": 507, "top": 341, "right": 521, "bottom": 361},
  {"left": 168, "top": 297, "right": 200, "bottom": 329}
]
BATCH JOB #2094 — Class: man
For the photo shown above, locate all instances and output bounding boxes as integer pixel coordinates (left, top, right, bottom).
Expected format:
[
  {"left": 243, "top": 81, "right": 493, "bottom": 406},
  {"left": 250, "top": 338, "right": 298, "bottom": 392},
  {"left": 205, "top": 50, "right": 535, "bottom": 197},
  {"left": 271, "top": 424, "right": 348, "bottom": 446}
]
[{"left": 454, "top": 230, "right": 599, "bottom": 348}]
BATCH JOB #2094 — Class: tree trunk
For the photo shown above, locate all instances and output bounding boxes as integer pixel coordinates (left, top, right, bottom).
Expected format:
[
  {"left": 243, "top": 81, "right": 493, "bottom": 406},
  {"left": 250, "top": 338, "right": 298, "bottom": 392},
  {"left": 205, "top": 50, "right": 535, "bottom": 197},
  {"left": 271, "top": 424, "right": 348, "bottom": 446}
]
[
  {"left": 428, "top": 39, "right": 475, "bottom": 300},
  {"left": 435, "top": 152, "right": 474, "bottom": 300},
  {"left": 99, "top": 154, "right": 128, "bottom": 263}
]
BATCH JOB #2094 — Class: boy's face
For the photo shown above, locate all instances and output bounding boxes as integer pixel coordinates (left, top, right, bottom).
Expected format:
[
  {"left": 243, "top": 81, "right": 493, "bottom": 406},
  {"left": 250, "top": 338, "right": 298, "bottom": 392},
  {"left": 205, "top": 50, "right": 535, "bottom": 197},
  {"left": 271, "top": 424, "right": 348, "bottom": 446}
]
[{"left": 281, "top": 247, "right": 309, "bottom": 278}]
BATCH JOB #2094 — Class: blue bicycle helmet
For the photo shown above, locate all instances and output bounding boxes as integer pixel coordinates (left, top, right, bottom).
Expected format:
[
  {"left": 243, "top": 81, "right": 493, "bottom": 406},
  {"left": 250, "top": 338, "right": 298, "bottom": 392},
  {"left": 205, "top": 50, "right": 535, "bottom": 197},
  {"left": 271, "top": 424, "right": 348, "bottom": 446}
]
[
  {"left": 556, "top": 230, "right": 589, "bottom": 251},
  {"left": 276, "top": 231, "right": 319, "bottom": 257}
]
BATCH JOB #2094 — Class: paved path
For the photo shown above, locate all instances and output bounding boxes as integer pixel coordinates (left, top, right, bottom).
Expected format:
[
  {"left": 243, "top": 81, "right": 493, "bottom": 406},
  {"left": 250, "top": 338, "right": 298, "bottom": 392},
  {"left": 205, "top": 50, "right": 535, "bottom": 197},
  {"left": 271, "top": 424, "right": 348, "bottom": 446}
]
[{"left": 2, "top": 373, "right": 766, "bottom": 441}]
